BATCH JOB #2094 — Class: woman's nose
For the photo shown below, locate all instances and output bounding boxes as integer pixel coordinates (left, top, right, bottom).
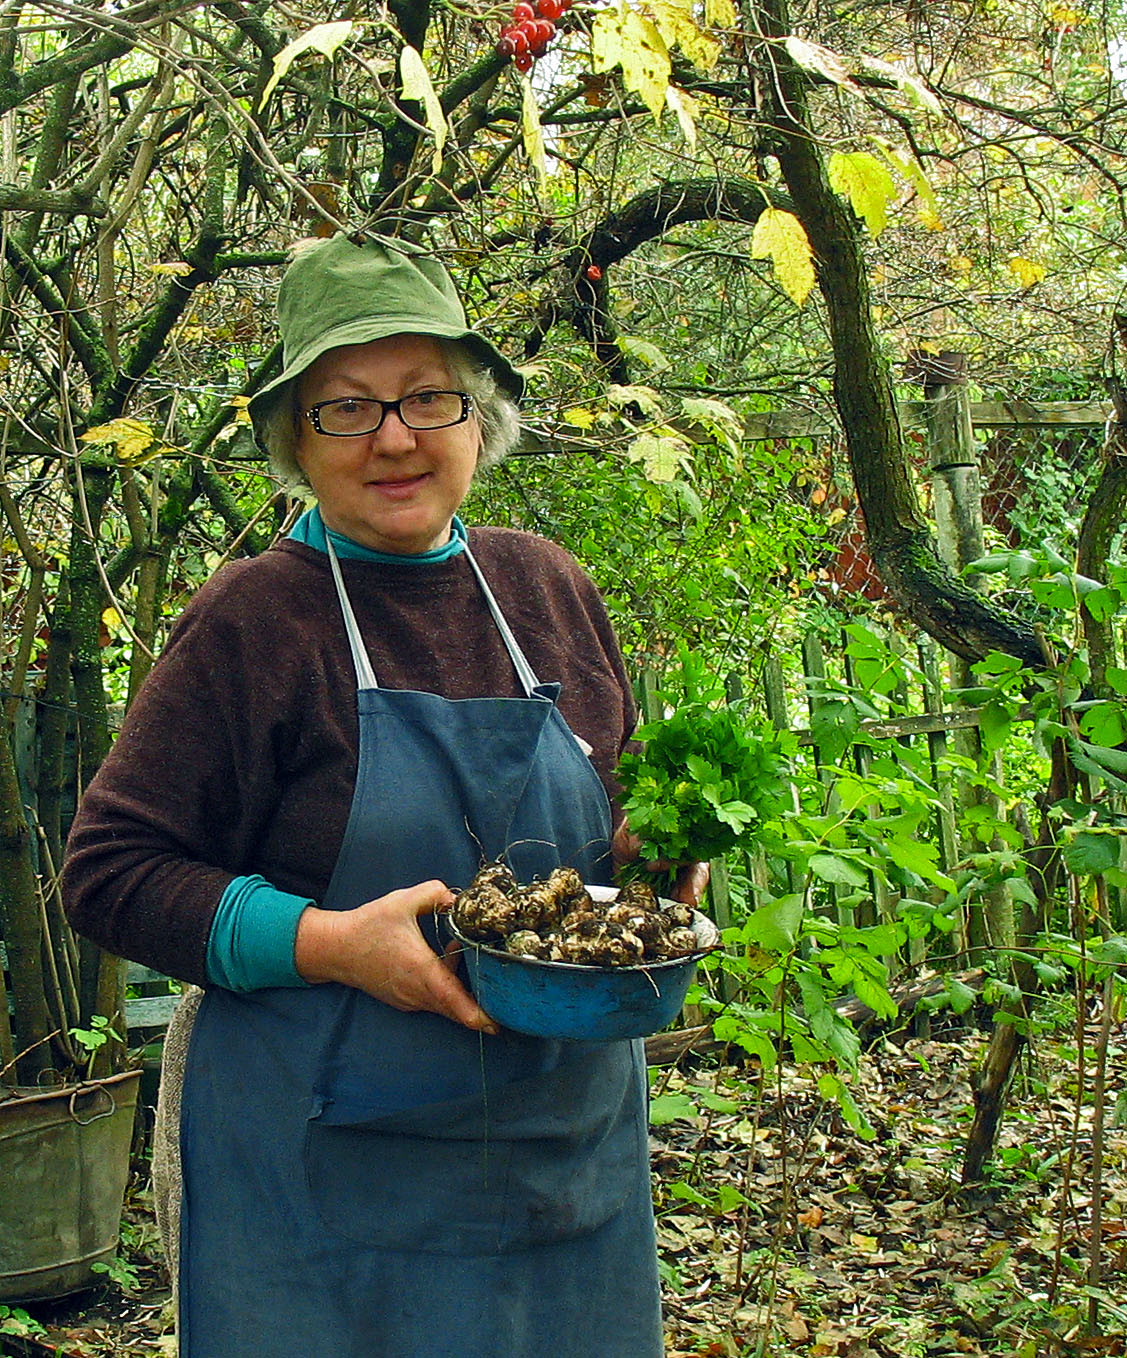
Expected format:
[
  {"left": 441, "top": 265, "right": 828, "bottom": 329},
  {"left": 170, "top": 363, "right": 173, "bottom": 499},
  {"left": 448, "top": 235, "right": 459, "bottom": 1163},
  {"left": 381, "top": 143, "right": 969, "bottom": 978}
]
[{"left": 368, "top": 407, "right": 418, "bottom": 452}]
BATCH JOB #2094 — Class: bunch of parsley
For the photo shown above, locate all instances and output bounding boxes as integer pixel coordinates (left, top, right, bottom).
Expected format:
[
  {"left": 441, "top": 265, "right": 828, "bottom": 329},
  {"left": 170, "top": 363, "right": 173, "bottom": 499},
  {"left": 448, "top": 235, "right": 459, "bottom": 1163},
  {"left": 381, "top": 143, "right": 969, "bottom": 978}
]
[{"left": 617, "top": 664, "right": 792, "bottom": 866}]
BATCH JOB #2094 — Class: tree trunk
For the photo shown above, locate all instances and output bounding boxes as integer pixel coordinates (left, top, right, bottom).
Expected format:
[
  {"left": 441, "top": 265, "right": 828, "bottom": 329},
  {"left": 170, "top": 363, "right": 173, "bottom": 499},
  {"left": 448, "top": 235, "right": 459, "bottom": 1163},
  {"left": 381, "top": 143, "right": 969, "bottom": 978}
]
[
  {"left": 1076, "top": 324, "right": 1127, "bottom": 695},
  {"left": 0, "top": 727, "right": 54, "bottom": 1085},
  {"left": 754, "top": 2, "right": 1042, "bottom": 668}
]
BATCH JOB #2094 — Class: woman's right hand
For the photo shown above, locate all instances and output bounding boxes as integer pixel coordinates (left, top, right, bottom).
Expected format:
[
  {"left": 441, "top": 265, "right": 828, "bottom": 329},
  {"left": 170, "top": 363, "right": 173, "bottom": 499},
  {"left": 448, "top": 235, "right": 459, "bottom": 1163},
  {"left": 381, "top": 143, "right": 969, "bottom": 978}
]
[{"left": 294, "top": 881, "right": 499, "bottom": 1035}]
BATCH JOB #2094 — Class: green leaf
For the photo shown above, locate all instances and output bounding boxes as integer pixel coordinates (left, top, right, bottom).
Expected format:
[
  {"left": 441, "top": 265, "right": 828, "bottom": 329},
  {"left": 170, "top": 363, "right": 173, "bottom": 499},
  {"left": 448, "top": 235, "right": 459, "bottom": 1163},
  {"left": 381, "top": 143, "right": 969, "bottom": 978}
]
[
  {"left": 259, "top": 20, "right": 354, "bottom": 110},
  {"left": 670, "top": 1179, "right": 710, "bottom": 1205},
  {"left": 1089, "top": 935, "right": 1127, "bottom": 965},
  {"left": 852, "top": 969, "right": 897, "bottom": 1021},
  {"left": 946, "top": 976, "right": 977, "bottom": 1015},
  {"left": 618, "top": 335, "right": 671, "bottom": 371},
  {"left": 697, "top": 1090, "right": 741, "bottom": 1114},
  {"left": 1067, "top": 735, "right": 1127, "bottom": 792},
  {"left": 884, "top": 837, "right": 955, "bottom": 890},
  {"left": 1063, "top": 831, "right": 1122, "bottom": 877},
  {"left": 1079, "top": 702, "right": 1127, "bottom": 748},
  {"left": 743, "top": 893, "right": 803, "bottom": 952},
  {"left": 817, "top": 1072, "right": 876, "bottom": 1140},
  {"left": 714, "top": 1183, "right": 749, "bottom": 1213},
  {"left": 711, "top": 1016, "right": 778, "bottom": 1068},
  {"left": 648, "top": 1091, "right": 698, "bottom": 1125},
  {"left": 1084, "top": 586, "right": 1122, "bottom": 622},
  {"left": 809, "top": 852, "right": 868, "bottom": 888}
]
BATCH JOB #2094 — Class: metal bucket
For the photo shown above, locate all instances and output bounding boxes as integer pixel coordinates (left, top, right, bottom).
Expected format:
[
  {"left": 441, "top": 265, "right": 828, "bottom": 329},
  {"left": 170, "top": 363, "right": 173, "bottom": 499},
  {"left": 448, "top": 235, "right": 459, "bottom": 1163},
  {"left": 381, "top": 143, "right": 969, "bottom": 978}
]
[{"left": 0, "top": 1068, "right": 141, "bottom": 1302}]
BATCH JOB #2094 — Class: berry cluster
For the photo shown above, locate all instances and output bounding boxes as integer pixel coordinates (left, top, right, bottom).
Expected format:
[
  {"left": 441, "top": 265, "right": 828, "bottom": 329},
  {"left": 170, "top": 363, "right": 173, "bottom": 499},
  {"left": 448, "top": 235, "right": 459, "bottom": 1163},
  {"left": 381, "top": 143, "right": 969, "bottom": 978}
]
[{"left": 497, "top": 0, "right": 571, "bottom": 72}]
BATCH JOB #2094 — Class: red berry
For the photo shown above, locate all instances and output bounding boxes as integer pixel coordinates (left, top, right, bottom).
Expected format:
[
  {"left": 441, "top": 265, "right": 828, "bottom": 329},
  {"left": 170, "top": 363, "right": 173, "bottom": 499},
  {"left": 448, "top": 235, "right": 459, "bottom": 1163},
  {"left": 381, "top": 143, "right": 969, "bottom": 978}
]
[
  {"left": 503, "top": 25, "right": 530, "bottom": 51},
  {"left": 531, "top": 18, "right": 555, "bottom": 44},
  {"left": 497, "top": 34, "right": 516, "bottom": 54},
  {"left": 514, "top": 50, "right": 534, "bottom": 71},
  {"left": 537, "top": 0, "right": 563, "bottom": 16},
  {"left": 512, "top": 2, "right": 535, "bottom": 20},
  {"left": 585, "top": 264, "right": 602, "bottom": 280}
]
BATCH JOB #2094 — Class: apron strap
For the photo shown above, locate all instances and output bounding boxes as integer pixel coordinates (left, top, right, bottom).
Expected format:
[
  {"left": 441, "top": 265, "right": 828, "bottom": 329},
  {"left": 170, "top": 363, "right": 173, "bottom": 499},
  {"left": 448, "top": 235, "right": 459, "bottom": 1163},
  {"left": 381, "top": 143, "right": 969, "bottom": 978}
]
[
  {"left": 324, "top": 531, "right": 542, "bottom": 696},
  {"left": 463, "top": 547, "right": 541, "bottom": 697},
  {"left": 325, "top": 534, "right": 380, "bottom": 690}
]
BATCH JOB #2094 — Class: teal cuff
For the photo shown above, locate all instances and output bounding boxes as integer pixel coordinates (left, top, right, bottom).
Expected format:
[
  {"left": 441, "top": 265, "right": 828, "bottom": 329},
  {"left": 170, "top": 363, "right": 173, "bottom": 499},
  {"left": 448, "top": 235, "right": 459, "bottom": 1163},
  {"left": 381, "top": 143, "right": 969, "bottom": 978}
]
[{"left": 206, "top": 875, "right": 314, "bottom": 992}]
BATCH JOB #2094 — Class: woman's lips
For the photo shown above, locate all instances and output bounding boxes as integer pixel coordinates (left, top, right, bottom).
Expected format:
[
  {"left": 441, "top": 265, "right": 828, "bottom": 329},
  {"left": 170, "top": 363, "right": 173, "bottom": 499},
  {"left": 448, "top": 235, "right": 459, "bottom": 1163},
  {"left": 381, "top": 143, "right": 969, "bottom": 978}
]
[{"left": 368, "top": 472, "right": 429, "bottom": 500}]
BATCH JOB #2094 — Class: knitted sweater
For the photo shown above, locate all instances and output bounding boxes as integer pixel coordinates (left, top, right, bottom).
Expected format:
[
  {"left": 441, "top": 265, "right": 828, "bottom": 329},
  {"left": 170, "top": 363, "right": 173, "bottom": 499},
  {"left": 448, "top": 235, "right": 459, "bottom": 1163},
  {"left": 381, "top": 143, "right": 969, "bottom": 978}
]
[{"left": 61, "top": 529, "right": 636, "bottom": 986}]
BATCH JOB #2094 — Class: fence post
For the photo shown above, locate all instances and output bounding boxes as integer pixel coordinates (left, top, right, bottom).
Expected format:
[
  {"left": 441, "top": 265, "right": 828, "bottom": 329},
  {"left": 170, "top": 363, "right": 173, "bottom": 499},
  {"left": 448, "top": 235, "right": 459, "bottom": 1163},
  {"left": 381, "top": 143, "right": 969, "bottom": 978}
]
[
  {"left": 801, "top": 632, "right": 853, "bottom": 926},
  {"left": 912, "top": 350, "right": 984, "bottom": 579},
  {"left": 912, "top": 350, "right": 1014, "bottom": 962}
]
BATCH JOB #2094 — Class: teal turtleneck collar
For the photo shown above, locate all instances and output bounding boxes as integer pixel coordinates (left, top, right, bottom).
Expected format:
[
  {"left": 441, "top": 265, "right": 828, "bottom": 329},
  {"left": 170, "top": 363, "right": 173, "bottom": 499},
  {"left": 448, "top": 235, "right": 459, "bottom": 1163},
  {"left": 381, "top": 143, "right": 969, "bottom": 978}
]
[{"left": 288, "top": 504, "right": 467, "bottom": 563}]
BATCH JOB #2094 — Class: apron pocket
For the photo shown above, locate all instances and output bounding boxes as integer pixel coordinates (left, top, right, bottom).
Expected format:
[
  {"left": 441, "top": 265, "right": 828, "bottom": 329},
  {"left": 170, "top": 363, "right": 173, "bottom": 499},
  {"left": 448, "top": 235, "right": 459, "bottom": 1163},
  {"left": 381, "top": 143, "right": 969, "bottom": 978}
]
[{"left": 303, "top": 1047, "right": 643, "bottom": 1256}]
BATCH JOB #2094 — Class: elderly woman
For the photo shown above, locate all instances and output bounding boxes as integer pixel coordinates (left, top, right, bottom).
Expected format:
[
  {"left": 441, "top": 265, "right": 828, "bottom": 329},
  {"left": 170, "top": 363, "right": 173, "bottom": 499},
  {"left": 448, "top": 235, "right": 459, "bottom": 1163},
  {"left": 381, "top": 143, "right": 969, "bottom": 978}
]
[{"left": 61, "top": 234, "right": 668, "bottom": 1356}]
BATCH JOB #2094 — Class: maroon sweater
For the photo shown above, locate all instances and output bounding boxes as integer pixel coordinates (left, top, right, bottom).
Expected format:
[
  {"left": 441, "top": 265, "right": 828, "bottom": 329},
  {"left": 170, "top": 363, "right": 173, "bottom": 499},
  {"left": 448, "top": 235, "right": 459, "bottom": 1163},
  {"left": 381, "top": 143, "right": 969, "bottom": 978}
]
[{"left": 61, "top": 530, "right": 637, "bottom": 986}]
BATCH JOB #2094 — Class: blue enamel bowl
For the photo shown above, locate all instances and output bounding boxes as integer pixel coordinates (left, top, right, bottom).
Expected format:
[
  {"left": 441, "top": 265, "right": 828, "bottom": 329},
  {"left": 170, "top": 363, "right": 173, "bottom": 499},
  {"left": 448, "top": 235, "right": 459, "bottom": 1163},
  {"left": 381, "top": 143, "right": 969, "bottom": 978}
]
[{"left": 449, "top": 887, "right": 719, "bottom": 1042}]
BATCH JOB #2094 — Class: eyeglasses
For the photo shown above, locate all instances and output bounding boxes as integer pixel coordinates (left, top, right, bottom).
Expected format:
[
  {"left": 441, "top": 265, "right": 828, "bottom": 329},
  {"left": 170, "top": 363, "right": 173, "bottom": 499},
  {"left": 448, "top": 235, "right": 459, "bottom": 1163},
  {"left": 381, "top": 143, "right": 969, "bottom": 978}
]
[{"left": 304, "top": 391, "right": 473, "bottom": 437}]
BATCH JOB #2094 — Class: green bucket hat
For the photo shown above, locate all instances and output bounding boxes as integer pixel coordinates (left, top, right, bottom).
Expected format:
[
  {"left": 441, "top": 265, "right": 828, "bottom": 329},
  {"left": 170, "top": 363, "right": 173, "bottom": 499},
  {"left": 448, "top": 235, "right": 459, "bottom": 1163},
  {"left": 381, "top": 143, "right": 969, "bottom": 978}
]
[{"left": 248, "top": 233, "right": 523, "bottom": 445}]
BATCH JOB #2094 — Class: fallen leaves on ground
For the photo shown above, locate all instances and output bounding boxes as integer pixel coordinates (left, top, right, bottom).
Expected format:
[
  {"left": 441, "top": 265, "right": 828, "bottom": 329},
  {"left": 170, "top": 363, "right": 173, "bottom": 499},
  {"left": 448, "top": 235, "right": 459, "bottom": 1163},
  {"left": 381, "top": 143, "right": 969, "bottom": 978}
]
[{"left": 654, "top": 1013, "right": 1127, "bottom": 1356}]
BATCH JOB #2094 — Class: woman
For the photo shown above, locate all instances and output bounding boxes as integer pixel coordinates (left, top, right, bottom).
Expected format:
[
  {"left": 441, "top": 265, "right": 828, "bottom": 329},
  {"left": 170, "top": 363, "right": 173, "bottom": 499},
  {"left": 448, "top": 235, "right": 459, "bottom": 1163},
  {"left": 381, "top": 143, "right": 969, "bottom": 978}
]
[{"left": 62, "top": 233, "right": 681, "bottom": 1357}]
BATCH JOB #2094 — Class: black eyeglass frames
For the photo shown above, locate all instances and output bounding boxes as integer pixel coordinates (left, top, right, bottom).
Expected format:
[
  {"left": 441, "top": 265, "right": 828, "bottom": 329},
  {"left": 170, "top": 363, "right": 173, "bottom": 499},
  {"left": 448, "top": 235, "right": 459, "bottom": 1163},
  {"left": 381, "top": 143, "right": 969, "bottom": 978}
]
[{"left": 305, "top": 391, "right": 473, "bottom": 437}]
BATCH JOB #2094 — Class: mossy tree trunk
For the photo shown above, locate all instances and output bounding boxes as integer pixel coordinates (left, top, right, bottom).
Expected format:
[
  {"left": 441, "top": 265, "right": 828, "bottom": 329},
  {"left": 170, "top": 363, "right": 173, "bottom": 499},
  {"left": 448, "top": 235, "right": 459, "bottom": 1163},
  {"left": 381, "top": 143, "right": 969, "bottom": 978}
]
[{"left": 754, "top": 0, "right": 1043, "bottom": 669}]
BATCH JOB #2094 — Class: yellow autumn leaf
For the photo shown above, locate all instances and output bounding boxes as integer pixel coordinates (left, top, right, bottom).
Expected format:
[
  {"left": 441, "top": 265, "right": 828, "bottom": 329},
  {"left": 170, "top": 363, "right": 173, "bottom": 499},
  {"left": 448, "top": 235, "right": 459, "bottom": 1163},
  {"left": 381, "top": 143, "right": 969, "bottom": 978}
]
[
  {"left": 228, "top": 395, "right": 253, "bottom": 426},
  {"left": 1048, "top": 3, "right": 1084, "bottom": 24},
  {"left": 784, "top": 36, "right": 858, "bottom": 91},
  {"left": 828, "top": 151, "right": 897, "bottom": 238},
  {"left": 652, "top": 0, "right": 721, "bottom": 72},
  {"left": 80, "top": 418, "right": 177, "bottom": 466},
  {"left": 874, "top": 142, "right": 944, "bottom": 231},
  {"left": 592, "top": 2, "right": 670, "bottom": 119},
  {"left": 704, "top": 0, "right": 737, "bottom": 24},
  {"left": 860, "top": 55, "right": 941, "bottom": 113},
  {"left": 665, "top": 83, "right": 698, "bottom": 148},
  {"left": 1008, "top": 256, "right": 1046, "bottom": 288},
  {"left": 101, "top": 606, "right": 123, "bottom": 634},
  {"left": 259, "top": 20, "right": 353, "bottom": 110},
  {"left": 148, "top": 261, "right": 193, "bottom": 276},
  {"left": 400, "top": 46, "right": 449, "bottom": 173},
  {"left": 563, "top": 407, "right": 597, "bottom": 430},
  {"left": 626, "top": 430, "right": 689, "bottom": 482},
  {"left": 606, "top": 383, "right": 662, "bottom": 414},
  {"left": 519, "top": 74, "right": 549, "bottom": 186},
  {"left": 750, "top": 207, "right": 815, "bottom": 306},
  {"left": 949, "top": 254, "right": 974, "bottom": 275}
]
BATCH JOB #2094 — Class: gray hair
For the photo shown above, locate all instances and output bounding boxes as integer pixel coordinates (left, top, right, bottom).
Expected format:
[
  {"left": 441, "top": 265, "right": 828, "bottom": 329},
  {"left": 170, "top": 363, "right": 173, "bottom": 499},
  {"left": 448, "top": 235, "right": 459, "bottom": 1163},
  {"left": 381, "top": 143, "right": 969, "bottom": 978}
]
[{"left": 257, "top": 339, "right": 522, "bottom": 485}]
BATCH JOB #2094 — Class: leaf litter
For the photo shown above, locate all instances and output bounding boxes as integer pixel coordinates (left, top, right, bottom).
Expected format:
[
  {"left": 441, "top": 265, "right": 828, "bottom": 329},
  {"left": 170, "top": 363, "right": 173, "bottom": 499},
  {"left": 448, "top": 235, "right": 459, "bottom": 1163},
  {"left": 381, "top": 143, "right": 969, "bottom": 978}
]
[{"left": 5, "top": 1015, "right": 1125, "bottom": 1357}]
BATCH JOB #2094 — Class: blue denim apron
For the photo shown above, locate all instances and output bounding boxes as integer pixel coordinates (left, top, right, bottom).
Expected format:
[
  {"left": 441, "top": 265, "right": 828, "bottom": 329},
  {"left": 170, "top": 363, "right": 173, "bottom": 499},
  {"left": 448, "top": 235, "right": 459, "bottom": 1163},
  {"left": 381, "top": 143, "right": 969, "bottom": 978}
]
[{"left": 177, "top": 541, "right": 663, "bottom": 1356}]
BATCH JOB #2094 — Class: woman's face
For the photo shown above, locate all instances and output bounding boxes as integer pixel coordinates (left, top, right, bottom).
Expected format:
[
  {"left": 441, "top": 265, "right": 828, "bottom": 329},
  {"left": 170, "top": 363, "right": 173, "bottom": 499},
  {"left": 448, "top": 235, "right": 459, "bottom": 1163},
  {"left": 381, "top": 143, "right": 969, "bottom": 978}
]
[{"left": 295, "top": 334, "right": 481, "bottom": 555}]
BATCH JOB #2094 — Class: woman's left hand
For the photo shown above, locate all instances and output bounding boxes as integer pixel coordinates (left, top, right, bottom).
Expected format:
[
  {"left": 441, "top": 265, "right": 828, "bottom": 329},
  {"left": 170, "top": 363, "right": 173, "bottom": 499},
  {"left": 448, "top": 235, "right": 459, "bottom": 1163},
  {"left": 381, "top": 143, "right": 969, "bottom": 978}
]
[{"left": 611, "top": 820, "right": 710, "bottom": 907}]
